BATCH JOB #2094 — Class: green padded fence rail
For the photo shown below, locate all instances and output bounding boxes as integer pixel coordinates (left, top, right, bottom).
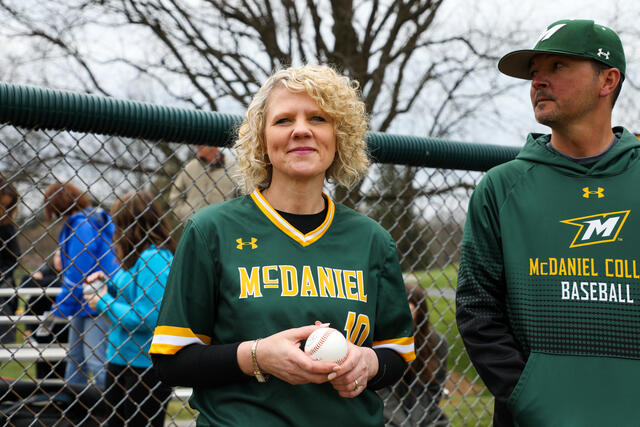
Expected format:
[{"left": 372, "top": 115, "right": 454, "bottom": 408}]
[{"left": 0, "top": 82, "right": 520, "bottom": 171}]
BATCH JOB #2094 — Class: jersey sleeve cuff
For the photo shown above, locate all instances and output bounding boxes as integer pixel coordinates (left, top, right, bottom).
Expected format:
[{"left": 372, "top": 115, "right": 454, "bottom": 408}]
[
  {"left": 149, "top": 325, "right": 212, "bottom": 355},
  {"left": 372, "top": 336, "right": 416, "bottom": 362}
]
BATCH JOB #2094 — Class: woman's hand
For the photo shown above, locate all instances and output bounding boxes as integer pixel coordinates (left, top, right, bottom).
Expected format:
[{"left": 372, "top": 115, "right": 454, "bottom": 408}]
[
  {"left": 84, "top": 288, "right": 107, "bottom": 311},
  {"left": 83, "top": 272, "right": 108, "bottom": 310},
  {"left": 85, "top": 271, "right": 106, "bottom": 284},
  {"left": 238, "top": 323, "right": 338, "bottom": 385},
  {"left": 327, "top": 341, "right": 379, "bottom": 398}
]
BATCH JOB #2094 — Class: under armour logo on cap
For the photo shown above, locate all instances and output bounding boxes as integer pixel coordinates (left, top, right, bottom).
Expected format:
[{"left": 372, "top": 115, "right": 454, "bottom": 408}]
[{"left": 597, "top": 48, "right": 610, "bottom": 59}]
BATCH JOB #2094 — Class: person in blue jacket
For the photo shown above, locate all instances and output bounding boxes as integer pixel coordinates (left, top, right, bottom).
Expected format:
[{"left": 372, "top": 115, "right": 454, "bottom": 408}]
[
  {"left": 43, "top": 182, "right": 119, "bottom": 390},
  {"left": 84, "top": 190, "right": 174, "bottom": 426}
]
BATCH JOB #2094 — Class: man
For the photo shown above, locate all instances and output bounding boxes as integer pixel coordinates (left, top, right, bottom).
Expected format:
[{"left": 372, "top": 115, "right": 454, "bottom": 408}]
[
  {"left": 169, "top": 145, "right": 238, "bottom": 222},
  {"left": 456, "top": 19, "right": 639, "bottom": 426}
]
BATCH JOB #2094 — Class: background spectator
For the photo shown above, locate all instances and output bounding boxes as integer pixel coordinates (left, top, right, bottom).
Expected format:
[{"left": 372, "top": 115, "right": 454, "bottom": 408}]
[
  {"left": 0, "top": 174, "right": 20, "bottom": 344},
  {"left": 85, "top": 190, "right": 174, "bottom": 426},
  {"left": 379, "top": 284, "right": 449, "bottom": 426},
  {"left": 169, "top": 145, "right": 238, "bottom": 223},
  {"left": 20, "top": 249, "right": 68, "bottom": 379},
  {"left": 43, "top": 181, "right": 119, "bottom": 390}
]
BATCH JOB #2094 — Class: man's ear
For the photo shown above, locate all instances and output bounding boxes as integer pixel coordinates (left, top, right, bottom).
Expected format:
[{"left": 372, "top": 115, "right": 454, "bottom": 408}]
[{"left": 600, "top": 67, "right": 621, "bottom": 98}]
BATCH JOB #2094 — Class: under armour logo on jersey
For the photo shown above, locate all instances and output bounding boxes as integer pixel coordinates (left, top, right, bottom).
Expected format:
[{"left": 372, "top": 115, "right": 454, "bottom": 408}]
[
  {"left": 236, "top": 237, "right": 258, "bottom": 250},
  {"left": 535, "top": 23, "right": 566, "bottom": 43},
  {"left": 583, "top": 187, "right": 604, "bottom": 198},
  {"left": 597, "top": 48, "right": 610, "bottom": 59}
]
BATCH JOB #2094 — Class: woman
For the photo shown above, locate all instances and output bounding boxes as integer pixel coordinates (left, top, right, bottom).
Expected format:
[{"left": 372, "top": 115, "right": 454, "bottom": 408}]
[
  {"left": 0, "top": 174, "right": 20, "bottom": 344},
  {"left": 150, "top": 64, "right": 415, "bottom": 426},
  {"left": 21, "top": 249, "right": 68, "bottom": 379},
  {"left": 43, "top": 181, "right": 119, "bottom": 389},
  {"left": 84, "top": 191, "right": 174, "bottom": 426},
  {"left": 379, "top": 284, "right": 449, "bottom": 426}
]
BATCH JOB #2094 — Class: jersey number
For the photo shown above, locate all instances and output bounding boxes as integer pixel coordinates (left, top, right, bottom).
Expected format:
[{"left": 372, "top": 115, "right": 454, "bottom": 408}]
[{"left": 344, "top": 312, "right": 370, "bottom": 346}]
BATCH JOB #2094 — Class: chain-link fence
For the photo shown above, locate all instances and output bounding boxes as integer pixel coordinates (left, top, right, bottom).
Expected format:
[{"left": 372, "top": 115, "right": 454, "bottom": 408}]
[{"left": 0, "top": 82, "right": 519, "bottom": 426}]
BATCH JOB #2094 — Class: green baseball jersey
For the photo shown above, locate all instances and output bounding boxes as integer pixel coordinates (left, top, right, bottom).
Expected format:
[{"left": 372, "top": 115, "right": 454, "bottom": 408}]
[
  {"left": 151, "top": 189, "right": 415, "bottom": 426},
  {"left": 457, "top": 127, "right": 640, "bottom": 426}
]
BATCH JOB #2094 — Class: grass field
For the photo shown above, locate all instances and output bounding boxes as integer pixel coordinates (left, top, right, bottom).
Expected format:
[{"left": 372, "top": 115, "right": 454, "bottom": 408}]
[
  {"left": 443, "top": 393, "right": 494, "bottom": 426},
  {"left": 411, "top": 263, "right": 460, "bottom": 290},
  {"left": 165, "top": 400, "right": 198, "bottom": 422},
  {"left": 0, "top": 359, "right": 36, "bottom": 379}
]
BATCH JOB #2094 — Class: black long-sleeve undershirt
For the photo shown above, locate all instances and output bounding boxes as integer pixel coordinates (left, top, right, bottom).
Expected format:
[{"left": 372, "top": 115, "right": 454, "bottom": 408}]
[{"left": 152, "top": 344, "right": 406, "bottom": 390}]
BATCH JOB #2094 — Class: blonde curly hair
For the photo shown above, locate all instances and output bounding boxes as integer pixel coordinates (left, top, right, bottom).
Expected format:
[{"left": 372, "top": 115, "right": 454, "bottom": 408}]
[{"left": 234, "top": 64, "right": 370, "bottom": 194}]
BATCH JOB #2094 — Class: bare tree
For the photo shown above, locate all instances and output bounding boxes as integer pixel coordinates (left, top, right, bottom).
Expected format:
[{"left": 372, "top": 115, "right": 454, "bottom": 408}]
[
  {"left": 0, "top": 0, "right": 513, "bottom": 133},
  {"left": 0, "top": 0, "right": 522, "bottom": 268}
]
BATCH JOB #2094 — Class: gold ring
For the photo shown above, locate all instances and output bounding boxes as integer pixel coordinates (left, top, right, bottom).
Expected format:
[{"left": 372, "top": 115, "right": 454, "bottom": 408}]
[{"left": 354, "top": 379, "right": 360, "bottom": 391}]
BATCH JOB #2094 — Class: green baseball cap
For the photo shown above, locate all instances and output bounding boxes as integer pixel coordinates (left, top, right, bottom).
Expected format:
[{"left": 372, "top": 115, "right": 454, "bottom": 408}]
[{"left": 498, "top": 19, "right": 625, "bottom": 80}]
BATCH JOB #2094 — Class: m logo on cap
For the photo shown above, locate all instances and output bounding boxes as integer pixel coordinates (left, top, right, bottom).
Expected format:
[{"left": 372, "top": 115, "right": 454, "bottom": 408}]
[{"left": 536, "top": 23, "right": 566, "bottom": 44}]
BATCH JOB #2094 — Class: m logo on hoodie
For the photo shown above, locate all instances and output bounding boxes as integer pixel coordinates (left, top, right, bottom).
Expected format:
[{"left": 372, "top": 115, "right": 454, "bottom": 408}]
[{"left": 561, "top": 210, "right": 630, "bottom": 248}]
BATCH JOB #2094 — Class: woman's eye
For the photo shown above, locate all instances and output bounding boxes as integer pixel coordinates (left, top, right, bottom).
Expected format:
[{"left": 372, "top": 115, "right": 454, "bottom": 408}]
[
  {"left": 311, "top": 115, "right": 327, "bottom": 122},
  {"left": 274, "top": 118, "right": 290, "bottom": 124}
]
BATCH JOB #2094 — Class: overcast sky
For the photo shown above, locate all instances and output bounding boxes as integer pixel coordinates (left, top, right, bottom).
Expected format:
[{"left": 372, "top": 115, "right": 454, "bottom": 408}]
[
  {"left": 1, "top": 0, "right": 637, "bottom": 147},
  {"left": 435, "top": 0, "right": 640, "bottom": 146}
]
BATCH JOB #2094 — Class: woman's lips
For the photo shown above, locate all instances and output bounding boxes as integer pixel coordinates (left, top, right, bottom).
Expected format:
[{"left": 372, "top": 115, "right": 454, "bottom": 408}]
[{"left": 290, "top": 147, "right": 315, "bottom": 154}]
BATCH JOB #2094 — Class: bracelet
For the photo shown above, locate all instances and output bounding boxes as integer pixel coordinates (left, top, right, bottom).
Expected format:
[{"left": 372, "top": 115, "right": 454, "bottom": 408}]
[{"left": 251, "top": 339, "right": 269, "bottom": 383}]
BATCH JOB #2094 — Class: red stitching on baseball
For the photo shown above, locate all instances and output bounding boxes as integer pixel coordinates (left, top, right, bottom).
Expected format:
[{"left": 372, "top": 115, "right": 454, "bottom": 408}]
[{"left": 309, "top": 329, "right": 332, "bottom": 357}]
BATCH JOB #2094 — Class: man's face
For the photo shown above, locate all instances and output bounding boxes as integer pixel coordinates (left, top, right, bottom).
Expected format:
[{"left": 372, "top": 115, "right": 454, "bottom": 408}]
[
  {"left": 529, "top": 54, "right": 602, "bottom": 127},
  {"left": 196, "top": 145, "right": 220, "bottom": 164},
  {"left": 0, "top": 194, "right": 12, "bottom": 209}
]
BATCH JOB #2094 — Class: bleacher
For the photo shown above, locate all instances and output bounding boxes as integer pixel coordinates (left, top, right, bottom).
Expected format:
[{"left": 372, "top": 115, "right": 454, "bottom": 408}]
[{"left": 0, "top": 286, "right": 193, "bottom": 403}]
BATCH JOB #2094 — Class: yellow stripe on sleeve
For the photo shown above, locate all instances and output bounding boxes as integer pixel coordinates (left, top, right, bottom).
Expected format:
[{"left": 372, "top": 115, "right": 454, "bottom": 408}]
[
  {"left": 149, "top": 325, "right": 212, "bottom": 355},
  {"left": 372, "top": 336, "right": 416, "bottom": 362}
]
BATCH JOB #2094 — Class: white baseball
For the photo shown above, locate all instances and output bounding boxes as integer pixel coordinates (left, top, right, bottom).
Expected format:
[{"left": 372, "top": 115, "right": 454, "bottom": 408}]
[{"left": 304, "top": 327, "right": 348, "bottom": 363}]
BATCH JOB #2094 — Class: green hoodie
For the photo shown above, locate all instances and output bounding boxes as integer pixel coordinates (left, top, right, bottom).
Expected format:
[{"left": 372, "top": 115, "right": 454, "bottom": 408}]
[{"left": 457, "top": 127, "right": 640, "bottom": 427}]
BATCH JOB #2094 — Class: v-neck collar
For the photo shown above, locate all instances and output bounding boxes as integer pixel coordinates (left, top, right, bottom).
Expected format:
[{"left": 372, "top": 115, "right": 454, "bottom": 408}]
[{"left": 250, "top": 189, "right": 335, "bottom": 246}]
